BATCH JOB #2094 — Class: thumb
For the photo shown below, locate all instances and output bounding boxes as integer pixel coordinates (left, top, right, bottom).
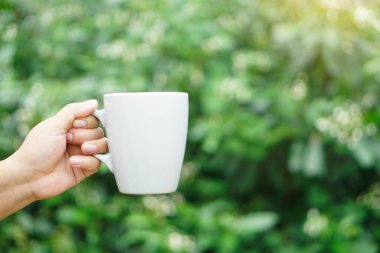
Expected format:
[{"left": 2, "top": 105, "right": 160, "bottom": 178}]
[{"left": 53, "top": 100, "right": 98, "bottom": 130}]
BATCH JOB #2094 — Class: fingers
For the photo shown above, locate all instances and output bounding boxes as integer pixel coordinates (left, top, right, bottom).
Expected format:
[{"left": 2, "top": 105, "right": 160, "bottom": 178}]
[
  {"left": 67, "top": 138, "right": 108, "bottom": 177},
  {"left": 73, "top": 115, "right": 99, "bottom": 129},
  {"left": 54, "top": 100, "right": 98, "bottom": 130},
  {"left": 66, "top": 128, "right": 104, "bottom": 145},
  {"left": 62, "top": 100, "right": 106, "bottom": 174},
  {"left": 67, "top": 138, "right": 108, "bottom": 157},
  {"left": 69, "top": 155, "right": 101, "bottom": 172},
  {"left": 81, "top": 137, "right": 108, "bottom": 154}
]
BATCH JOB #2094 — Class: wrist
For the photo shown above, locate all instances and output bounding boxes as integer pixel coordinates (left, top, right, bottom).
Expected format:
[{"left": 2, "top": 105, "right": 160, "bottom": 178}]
[
  {"left": 4, "top": 154, "right": 36, "bottom": 202},
  {"left": 0, "top": 156, "right": 36, "bottom": 219}
]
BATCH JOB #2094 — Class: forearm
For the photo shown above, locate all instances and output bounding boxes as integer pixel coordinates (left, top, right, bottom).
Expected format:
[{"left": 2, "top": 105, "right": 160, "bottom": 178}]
[{"left": 0, "top": 156, "right": 35, "bottom": 219}]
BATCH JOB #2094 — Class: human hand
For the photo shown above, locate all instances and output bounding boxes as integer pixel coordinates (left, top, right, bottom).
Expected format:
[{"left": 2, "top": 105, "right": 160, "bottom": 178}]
[{"left": 4, "top": 100, "right": 108, "bottom": 202}]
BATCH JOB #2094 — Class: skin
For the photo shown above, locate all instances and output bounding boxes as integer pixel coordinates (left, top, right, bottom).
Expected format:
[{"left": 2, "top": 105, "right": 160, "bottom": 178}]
[{"left": 0, "top": 100, "right": 108, "bottom": 219}]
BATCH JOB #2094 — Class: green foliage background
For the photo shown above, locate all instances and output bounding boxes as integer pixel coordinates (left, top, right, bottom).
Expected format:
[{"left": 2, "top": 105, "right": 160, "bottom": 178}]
[{"left": 1, "top": 0, "right": 380, "bottom": 252}]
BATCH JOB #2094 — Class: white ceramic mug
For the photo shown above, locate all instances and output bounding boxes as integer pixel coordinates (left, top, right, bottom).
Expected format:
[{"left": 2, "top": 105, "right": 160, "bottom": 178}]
[{"left": 92, "top": 92, "right": 188, "bottom": 194}]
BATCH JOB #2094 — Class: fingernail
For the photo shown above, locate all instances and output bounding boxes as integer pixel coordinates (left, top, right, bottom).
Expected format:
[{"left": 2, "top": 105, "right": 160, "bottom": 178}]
[
  {"left": 73, "top": 120, "right": 87, "bottom": 128},
  {"left": 82, "top": 143, "right": 97, "bottom": 153},
  {"left": 70, "top": 156, "right": 82, "bottom": 166},
  {"left": 66, "top": 132, "right": 73, "bottom": 142}
]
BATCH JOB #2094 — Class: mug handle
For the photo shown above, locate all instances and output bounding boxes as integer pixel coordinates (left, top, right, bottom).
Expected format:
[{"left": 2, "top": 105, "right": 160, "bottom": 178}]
[{"left": 92, "top": 109, "right": 114, "bottom": 173}]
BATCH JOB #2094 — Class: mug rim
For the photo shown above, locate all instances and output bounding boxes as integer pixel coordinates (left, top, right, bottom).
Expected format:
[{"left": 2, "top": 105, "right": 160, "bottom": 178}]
[{"left": 104, "top": 92, "right": 187, "bottom": 97}]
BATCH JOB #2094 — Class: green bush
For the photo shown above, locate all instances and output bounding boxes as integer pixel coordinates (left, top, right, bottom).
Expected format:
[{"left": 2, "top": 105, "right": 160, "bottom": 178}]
[{"left": 1, "top": 0, "right": 380, "bottom": 252}]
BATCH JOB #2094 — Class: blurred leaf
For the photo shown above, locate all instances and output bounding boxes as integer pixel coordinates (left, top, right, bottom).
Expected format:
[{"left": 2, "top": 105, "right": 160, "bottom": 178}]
[
  {"left": 0, "top": 1, "right": 13, "bottom": 10},
  {"left": 352, "top": 238, "right": 377, "bottom": 253},
  {"left": 224, "top": 212, "right": 279, "bottom": 235},
  {"left": 303, "top": 135, "right": 326, "bottom": 177},
  {"left": 288, "top": 142, "right": 304, "bottom": 173},
  {"left": 17, "top": 212, "right": 53, "bottom": 236},
  {"left": 56, "top": 206, "right": 90, "bottom": 225},
  {"left": 353, "top": 138, "right": 377, "bottom": 168}
]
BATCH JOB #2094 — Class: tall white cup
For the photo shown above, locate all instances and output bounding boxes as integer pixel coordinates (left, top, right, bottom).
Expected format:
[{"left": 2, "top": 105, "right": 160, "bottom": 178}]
[{"left": 92, "top": 92, "right": 188, "bottom": 194}]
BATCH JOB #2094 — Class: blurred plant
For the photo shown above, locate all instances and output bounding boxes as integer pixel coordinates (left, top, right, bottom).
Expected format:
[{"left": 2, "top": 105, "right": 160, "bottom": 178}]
[{"left": 1, "top": 0, "right": 380, "bottom": 252}]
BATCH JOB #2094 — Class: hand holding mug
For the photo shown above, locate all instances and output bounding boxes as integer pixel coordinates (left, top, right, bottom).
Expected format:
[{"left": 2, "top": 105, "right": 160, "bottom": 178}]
[
  {"left": 0, "top": 93, "right": 188, "bottom": 219},
  {"left": 0, "top": 100, "right": 106, "bottom": 218}
]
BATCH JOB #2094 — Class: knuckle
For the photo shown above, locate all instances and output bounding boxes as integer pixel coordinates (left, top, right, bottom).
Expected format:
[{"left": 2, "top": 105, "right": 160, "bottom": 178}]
[
  {"left": 59, "top": 103, "right": 78, "bottom": 122},
  {"left": 63, "top": 103, "right": 76, "bottom": 111}
]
